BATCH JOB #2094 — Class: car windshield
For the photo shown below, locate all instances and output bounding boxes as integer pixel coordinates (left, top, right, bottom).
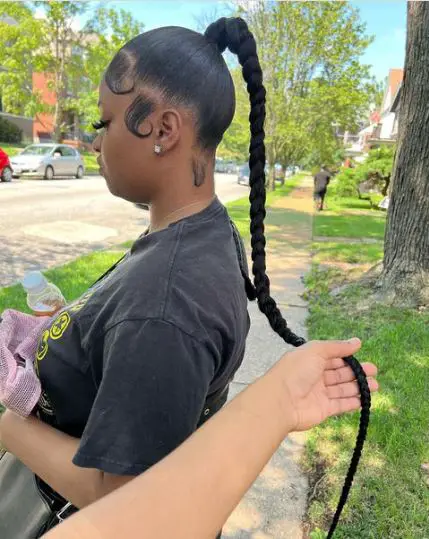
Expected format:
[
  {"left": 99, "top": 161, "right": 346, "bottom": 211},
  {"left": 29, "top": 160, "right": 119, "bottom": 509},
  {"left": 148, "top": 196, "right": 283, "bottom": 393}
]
[
  {"left": 240, "top": 164, "right": 250, "bottom": 174},
  {"left": 20, "top": 146, "right": 54, "bottom": 156}
]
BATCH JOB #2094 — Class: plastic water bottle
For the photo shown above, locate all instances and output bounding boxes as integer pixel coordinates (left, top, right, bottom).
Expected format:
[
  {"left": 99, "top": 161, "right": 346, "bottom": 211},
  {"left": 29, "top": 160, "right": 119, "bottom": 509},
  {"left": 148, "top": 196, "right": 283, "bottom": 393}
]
[{"left": 22, "top": 271, "right": 66, "bottom": 317}]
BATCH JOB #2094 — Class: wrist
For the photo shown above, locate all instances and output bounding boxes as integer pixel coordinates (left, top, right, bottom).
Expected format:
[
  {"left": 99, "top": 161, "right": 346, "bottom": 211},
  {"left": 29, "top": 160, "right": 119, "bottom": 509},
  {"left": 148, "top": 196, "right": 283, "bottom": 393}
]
[
  {"left": 0, "top": 409, "right": 10, "bottom": 450},
  {"left": 266, "top": 361, "right": 299, "bottom": 433},
  {"left": 0, "top": 409, "right": 22, "bottom": 452},
  {"left": 261, "top": 365, "right": 297, "bottom": 436}
]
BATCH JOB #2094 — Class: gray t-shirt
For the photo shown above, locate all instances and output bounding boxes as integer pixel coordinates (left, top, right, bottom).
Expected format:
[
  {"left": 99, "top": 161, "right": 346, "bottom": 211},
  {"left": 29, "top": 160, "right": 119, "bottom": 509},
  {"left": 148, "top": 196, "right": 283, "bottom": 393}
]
[{"left": 37, "top": 198, "right": 250, "bottom": 475}]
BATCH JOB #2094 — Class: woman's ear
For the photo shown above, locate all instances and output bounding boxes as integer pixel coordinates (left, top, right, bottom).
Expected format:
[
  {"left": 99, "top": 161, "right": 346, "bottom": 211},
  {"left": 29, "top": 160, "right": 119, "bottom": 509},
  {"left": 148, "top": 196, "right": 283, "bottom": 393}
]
[{"left": 155, "top": 109, "right": 182, "bottom": 153}]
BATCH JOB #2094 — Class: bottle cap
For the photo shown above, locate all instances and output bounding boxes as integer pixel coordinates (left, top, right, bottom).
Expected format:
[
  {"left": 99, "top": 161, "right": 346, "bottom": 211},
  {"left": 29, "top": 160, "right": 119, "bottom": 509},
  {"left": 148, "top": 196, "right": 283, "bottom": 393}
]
[{"left": 22, "top": 271, "right": 48, "bottom": 294}]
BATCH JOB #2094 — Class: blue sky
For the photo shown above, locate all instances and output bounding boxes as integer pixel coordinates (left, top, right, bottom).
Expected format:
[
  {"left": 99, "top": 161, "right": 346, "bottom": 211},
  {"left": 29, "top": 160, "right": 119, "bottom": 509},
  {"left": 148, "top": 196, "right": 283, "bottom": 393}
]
[{"left": 80, "top": 1, "right": 407, "bottom": 81}]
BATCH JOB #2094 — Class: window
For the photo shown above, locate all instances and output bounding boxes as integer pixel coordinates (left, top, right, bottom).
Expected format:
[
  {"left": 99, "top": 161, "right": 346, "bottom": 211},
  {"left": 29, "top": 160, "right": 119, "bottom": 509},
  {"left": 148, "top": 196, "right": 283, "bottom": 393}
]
[{"left": 61, "top": 147, "right": 76, "bottom": 157}]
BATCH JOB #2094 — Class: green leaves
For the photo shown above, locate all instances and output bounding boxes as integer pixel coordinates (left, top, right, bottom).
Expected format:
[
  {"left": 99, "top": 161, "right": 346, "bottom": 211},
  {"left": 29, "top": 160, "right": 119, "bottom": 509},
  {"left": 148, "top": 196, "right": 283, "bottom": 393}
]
[
  {"left": 333, "top": 146, "right": 395, "bottom": 198},
  {"left": 223, "top": 1, "right": 376, "bottom": 181},
  {"left": 0, "top": 2, "right": 143, "bottom": 139}
]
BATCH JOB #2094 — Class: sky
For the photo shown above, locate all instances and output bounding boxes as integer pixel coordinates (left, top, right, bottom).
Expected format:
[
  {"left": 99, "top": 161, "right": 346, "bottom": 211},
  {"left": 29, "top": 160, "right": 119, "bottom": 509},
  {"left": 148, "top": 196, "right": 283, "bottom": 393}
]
[{"left": 72, "top": 0, "right": 407, "bottom": 82}]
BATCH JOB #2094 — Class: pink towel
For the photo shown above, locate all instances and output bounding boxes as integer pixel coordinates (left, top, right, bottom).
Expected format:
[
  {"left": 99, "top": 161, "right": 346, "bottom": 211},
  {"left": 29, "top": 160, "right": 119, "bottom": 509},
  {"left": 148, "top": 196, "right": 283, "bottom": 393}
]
[{"left": 0, "top": 309, "right": 51, "bottom": 417}]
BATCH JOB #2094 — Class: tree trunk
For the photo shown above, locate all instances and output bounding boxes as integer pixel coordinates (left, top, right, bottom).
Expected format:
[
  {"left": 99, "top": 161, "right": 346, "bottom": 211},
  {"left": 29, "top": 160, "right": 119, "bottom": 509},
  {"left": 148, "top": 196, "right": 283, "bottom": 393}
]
[
  {"left": 266, "top": 146, "right": 276, "bottom": 191},
  {"left": 378, "top": 2, "right": 429, "bottom": 306}
]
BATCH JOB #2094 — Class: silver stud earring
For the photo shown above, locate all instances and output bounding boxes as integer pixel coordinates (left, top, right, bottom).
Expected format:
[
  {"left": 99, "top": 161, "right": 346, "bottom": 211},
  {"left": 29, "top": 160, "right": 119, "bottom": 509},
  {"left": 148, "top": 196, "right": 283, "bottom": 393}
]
[{"left": 154, "top": 144, "right": 162, "bottom": 154}]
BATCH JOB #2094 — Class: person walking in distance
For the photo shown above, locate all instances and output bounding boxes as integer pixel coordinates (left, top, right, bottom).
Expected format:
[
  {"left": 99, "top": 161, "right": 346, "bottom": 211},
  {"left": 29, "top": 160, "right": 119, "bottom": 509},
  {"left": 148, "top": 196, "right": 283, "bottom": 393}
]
[{"left": 313, "top": 165, "right": 332, "bottom": 211}]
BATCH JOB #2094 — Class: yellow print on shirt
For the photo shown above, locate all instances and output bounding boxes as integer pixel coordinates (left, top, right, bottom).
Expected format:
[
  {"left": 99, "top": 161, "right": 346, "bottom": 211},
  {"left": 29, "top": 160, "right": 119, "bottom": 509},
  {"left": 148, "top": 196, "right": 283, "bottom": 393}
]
[
  {"left": 68, "top": 291, "right": 94, "bottom": 314},
  {"left": 49, "top": 312, "right": 71, "bottom": 340},
  {"left": 36, "top": 329, "right": 50, "bottom": 364},
  {"left": 35, "top": 289, "right": 95, "bottom": 369}
]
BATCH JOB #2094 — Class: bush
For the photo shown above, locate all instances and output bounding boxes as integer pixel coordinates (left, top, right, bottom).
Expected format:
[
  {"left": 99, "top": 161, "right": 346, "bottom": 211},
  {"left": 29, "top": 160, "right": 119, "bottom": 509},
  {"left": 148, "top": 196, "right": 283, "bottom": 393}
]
[
  {"left": 333, "top": 146, "right": 395, "bottom": 199},
  {"left": 0, "top": 116, "right": 22, "bottom": 143},
  {"left": 331, "top": 167, "right": 361, "bottom": 197}
]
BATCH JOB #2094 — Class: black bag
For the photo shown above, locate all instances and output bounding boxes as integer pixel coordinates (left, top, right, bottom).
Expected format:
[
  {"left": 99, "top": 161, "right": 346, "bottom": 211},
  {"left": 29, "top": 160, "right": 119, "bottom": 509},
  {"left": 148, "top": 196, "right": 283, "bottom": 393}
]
[{"left": 0, "top": 449, "right": 75, "bottom": 538}]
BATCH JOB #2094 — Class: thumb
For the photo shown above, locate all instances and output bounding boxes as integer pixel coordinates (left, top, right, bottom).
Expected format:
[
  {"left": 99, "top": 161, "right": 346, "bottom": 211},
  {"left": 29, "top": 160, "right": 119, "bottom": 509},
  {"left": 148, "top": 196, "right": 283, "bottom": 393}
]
[{"left": 306, "top": 338, "right": 362, "bottom": 360}]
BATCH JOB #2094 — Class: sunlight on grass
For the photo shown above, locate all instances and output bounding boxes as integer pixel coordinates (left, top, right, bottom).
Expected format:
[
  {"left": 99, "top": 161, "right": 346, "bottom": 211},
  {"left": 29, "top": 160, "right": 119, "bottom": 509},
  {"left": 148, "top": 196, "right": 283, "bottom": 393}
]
[
  {"left": 313, "top": 193, "right": 386, "bottom": 240},
  {"left": 312, "top": 241, "right": 383, "bottom": 264},
  {"left": 304, "top": 273, "right": 429, "bottom": 538},
  {"left": 0, "top": 251, "right": 125, "bottom": 314},
  {"left": 225, "top": 173, "right": 304, "bottom": 240}
]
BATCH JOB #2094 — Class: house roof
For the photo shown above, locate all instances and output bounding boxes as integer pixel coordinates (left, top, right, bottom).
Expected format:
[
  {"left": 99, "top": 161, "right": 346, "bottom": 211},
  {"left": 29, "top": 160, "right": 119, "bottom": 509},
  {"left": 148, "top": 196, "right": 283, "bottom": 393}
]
[
  {"left": 381, "top": 68, "right": 404, "bottom": 114},
  {"left": 391, "top": 83, "right": 402, "bottom": 113}
]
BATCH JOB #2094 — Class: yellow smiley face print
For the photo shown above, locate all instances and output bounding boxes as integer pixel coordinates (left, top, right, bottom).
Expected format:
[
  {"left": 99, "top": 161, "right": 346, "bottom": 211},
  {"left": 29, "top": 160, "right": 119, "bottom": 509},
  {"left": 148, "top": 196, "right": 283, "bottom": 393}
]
[{"left": 49, "top": 312, "right": 71, "bottom": 340}]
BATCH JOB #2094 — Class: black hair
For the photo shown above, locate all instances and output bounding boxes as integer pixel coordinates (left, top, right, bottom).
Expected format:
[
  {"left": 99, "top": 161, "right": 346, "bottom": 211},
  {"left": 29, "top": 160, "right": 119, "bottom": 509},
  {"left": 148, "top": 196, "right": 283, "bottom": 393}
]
[{"left": 105, "top": 17, "right": 371, "bottom": 537}]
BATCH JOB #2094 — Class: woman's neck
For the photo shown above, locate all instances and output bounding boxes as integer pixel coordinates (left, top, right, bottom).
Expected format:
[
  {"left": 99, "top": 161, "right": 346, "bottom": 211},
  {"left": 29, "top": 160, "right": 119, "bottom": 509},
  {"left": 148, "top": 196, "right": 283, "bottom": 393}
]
[
  {"left": 149, "top": 160, "right": 216, "bottom": 233},
  {"left": 149, "top": 192, "right": 216, "bottom": 233}
]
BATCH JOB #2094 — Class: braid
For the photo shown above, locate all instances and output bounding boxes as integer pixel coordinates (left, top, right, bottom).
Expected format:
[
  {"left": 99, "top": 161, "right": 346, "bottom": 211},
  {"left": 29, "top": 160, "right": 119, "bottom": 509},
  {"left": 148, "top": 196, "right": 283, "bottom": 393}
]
[{"left": 206, "top": 17, "right": 371, "bottom": 537}]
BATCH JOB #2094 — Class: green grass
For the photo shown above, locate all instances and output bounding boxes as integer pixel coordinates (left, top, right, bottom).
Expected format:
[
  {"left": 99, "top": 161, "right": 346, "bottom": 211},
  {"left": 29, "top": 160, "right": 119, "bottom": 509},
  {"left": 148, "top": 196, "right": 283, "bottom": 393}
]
[
  {"left": 0, "top": 142, "right": 26, "bottom": 156},
  {"left": 227, "top": 172, "right": 306, "bottom": 239},
  {"left": 80, "top": 150, "right": 98, "bottom": 173},
  {"left": 0, "top": 251, "right": 125, "bottom": 314},
  {"left": 314, "top": 193, "right": 386, "bottom": 239},
  {"left": 323, "top": 196, "right": 383, "bottom": 213},
  {"left": 304, "top": 267, "right": 429, "bottom": 538},
  {"left": 312, "top": 241, "right": 384, "bottom": 265}
]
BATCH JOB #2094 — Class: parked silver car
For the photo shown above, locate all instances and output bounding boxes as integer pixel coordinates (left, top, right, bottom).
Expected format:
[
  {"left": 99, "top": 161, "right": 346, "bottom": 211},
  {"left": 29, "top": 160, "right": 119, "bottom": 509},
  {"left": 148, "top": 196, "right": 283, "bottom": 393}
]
[{"left": 10, "top": 144, "right": 85, "bottom": 180}]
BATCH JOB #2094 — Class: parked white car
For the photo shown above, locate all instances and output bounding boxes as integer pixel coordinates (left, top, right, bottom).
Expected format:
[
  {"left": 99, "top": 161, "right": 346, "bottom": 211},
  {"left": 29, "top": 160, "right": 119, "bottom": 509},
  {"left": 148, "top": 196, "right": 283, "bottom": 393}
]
[{"left": 10, "top": 144, "right": 85, "bottom": 180}]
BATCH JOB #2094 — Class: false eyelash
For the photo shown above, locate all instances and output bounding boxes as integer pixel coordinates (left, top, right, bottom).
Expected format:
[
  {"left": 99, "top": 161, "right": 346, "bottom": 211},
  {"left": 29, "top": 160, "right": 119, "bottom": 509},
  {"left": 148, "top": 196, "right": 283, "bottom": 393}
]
[{"left": 92, "top": 119, "right": 110, "bottom": 130}]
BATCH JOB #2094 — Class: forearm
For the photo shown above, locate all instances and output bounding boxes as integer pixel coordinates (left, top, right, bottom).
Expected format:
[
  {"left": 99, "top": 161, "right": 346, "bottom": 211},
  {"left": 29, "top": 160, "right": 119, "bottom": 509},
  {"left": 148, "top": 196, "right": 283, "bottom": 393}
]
[
  {"left": 0, "top": 412, "right": 103, "bottom": 508},
  {"left": 44, "top": 364, "right": 293, "bottom": 539}
]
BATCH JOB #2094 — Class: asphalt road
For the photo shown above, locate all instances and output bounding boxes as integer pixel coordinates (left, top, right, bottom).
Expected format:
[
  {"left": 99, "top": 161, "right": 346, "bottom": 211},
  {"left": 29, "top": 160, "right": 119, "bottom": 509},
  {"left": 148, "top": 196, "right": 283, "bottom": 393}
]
[{"left": 0, "top": 173, "right": 247, "bottom": 287}]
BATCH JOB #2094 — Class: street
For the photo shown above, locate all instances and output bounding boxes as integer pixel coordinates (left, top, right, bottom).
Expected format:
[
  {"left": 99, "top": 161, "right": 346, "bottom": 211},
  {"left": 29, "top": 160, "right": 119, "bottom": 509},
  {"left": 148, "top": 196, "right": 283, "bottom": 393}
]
[{"left": 0, "top": 173, "right": 247, "bottom": 287}]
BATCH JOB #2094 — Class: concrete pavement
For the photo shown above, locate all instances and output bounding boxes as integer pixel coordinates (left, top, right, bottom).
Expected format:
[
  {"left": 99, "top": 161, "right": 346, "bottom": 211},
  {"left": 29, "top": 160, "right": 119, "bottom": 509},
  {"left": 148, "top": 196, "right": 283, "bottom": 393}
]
[
  {"left": 0, "top": 173, "right": 246, "bottom": 287},
  {"left": 224, "top": 178, "right": 314, "bottom": 539}
]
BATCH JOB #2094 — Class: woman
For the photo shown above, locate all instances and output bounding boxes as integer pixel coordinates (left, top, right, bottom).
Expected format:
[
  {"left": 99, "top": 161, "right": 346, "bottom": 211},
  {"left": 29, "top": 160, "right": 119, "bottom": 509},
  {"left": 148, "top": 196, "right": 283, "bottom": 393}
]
[
  {"left": 40, "top": 338, "right": 378, "bottom": 539},
  {"left": 0, "top": 16, "right": 368, "bottom": 532}
]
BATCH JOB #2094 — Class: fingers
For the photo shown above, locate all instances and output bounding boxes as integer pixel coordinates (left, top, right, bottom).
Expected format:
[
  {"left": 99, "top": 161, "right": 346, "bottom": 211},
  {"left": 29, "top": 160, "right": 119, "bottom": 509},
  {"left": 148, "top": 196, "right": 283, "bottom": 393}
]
[
  {"left": 307, "top": 338, "right": 361, "bottom": 360},
  {"left": 328, "top": 396, "right": 362, "bottom": 417},
  {"left": 324, "top": 362, "right": 378, "bottom": 386},
  {"left": 327, "top": 377, "right": 379, "bottom": 399}
]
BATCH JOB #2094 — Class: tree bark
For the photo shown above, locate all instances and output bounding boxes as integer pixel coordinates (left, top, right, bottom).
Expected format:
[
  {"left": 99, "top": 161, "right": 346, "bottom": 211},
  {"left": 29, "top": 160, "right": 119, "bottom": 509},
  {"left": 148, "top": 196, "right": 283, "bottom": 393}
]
[{"left": 378, "top": 1, "right": 429, "bottom": 306}]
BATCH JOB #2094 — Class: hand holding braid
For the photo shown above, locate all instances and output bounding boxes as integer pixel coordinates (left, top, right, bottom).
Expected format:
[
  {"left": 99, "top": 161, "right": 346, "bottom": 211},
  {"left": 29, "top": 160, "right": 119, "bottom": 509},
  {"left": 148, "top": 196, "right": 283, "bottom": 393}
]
[{"left": 206, "top": 17, "right": 372, "bottom": 537}]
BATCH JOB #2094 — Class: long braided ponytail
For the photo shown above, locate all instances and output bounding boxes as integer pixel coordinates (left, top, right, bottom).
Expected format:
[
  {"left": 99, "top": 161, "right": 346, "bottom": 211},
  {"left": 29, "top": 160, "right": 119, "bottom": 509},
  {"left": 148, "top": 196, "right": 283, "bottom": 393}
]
[{"left": 205, "top": 17, "right": 371, "bottom": 538}]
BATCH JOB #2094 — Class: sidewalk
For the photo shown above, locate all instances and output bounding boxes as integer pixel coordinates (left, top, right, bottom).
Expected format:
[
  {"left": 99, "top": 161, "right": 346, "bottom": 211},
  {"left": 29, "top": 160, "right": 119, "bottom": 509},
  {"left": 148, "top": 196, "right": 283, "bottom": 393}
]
[{"left": 224, "top": 177, "right": 314, "bottom": 539}]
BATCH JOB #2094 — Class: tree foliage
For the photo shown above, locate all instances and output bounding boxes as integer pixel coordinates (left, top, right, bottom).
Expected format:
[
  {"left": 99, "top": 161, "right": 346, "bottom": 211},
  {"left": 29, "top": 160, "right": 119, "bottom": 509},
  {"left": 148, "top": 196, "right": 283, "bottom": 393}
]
[
  {"left": 0, "top": 2, "right": 143, "bottom": 140},
  {"left": 222, "top": 1, "right": 376, "bottom": 188},
  {"left": 333, "top": 145, "right": 395, "bottom": 198},
  {"left": 0, "top": 116, "right": 22, "bottom": 143}
]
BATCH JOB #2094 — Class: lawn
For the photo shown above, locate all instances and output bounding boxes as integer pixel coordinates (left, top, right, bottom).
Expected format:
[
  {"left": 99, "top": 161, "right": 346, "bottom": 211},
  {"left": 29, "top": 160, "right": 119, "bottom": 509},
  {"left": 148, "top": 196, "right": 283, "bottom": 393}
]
[
  {"left": 227, "top": 172, "right": 306, "bottom": 239},
  {"left": 312, "top": 241, "right": 383, "bottom": 265},
  {"left": 305, "top": 194, "right": 428, "bottom": 538},
  {"left": 0, "top": 142, "right": 26, "bottom": 156},
  {"left": 0, "top": 251, "right": 124, "bottom": 315},
  {"left": 304, "top": 268, "right": 429, "bottom": 538},
  {"left": 313, "top": 193, "right": 386, "bottom": 239}
]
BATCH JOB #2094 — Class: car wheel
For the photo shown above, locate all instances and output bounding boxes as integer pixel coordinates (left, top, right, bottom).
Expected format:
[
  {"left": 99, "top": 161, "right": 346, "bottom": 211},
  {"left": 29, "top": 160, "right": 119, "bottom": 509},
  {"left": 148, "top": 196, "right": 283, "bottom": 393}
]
[
  {"left": 44, "top": 166, "right": 54, "bottom": 180},
  {"left": 1, "top": 166, "right": 13, "bottom": 183},
  {"left": 76, "top": 166, "right": 84, "bottom": 179}
]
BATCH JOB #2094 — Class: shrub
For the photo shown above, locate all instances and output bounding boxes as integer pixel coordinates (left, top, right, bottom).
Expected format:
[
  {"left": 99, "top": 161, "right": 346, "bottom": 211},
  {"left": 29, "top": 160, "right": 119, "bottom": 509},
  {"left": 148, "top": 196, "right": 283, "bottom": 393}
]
[
  {"left": 0, "top": 116, "right": 22, "bottom": 143},
  {"left": 333, "top": 146, "right": 395, "bottom": 198}
]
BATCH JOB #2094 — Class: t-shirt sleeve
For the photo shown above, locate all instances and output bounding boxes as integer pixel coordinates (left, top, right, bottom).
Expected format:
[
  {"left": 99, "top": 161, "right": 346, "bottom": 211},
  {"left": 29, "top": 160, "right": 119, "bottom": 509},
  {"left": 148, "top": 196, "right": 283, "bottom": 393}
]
[{"left": 73, "top": 319, "right": 215, "bottom": 475}]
